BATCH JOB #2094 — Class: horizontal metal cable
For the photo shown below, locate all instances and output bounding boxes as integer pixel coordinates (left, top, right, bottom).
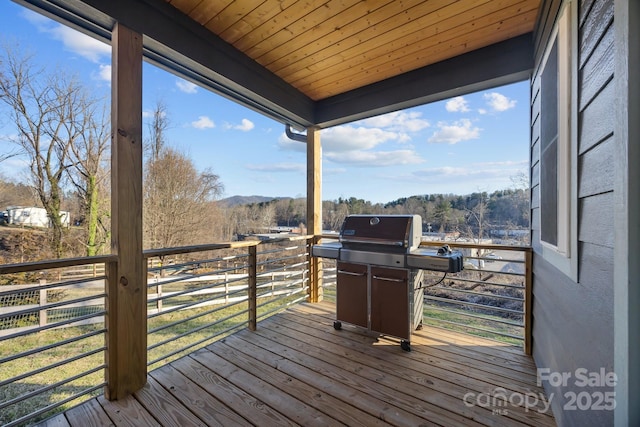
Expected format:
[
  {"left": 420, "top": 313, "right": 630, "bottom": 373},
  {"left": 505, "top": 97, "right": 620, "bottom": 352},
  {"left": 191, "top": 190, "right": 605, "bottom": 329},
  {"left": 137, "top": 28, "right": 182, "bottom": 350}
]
[
  {"left": 0, "top": 347, "right": 105, "bottom": 388},
  {"left": 424, "top": 316, "right": 524, "bottom": 341},
  {"left": 0, "top": 364, "right": 105, "bottom": 410},
  {"left": 0, "top": 311, "right": 106, "bottom": 341},
  {"left": 425, "top": 295, "right": 523, "bottom": 315},
  {"left": 422, "top": 274, "right": 524, "bottom": 289},
  {"left": 147, "top": 294, "right": 249, "bottom": 335},
  {"left": 425, "top": 305, "right": 524, "bottom": 327},
  {"left": 147, "top": 321, "right": 246, "bottom": 366},
  {"left": 0, "top": 275, "right": 107, "bottom": 298},
  {"left": 0, "top": 328, "right": 105, "bottom": 364},
  {"left": 146, "top": 272, "right": 250, "bottom": 305},
  {"left": 3, "top": 382, "right": 105, "bottom": 427},
  {"left": 1, "top": 293, "right": 106, "bottom": 321},
  {"left": 148, "top": 306, "right": 248, "bottom": 352},
  {"left": 425, "top": 286, "right": 524, "bottom": 302},
  {"left": 146, "top": 264, "right": 249, "bottom": 288}
]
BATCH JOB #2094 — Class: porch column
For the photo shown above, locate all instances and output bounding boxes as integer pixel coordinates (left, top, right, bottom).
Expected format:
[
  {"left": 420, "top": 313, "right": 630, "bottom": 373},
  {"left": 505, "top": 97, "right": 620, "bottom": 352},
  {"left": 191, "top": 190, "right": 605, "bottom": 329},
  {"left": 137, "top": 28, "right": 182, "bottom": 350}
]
[
  {"left": 307, "top": 127, "right": 323, "bottom": 302},
  {"left": 106, "top": 23, "right": 146, "bottom": 400},
  {"left": 614, "top": 0, "right": 640, "bottom": 425}
]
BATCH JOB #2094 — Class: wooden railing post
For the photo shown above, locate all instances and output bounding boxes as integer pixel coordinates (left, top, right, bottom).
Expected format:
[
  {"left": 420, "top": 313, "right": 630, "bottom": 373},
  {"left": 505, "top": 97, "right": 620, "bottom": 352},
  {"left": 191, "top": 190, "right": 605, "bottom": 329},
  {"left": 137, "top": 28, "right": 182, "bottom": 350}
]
[
  {"left": 106, "top": 22, "right": 145, "bottom": 401},
  {"left": 524, "top": 248, "right": 533, "bottom": 355},
  {"left": 248, "top": 245, "right": 257, "bottom": 331},
  {"left": 307, "top": 127, "right": 323, "bottom": 303},
  {"left": 308, "top": 236, "right": 323, "bottom": 303}
]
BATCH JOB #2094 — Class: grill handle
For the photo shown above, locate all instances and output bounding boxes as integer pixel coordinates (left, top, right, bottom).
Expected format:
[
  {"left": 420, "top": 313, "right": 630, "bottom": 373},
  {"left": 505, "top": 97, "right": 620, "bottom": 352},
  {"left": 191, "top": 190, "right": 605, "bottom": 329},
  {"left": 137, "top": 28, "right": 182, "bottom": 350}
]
[
  {"left": 337, "top": 270, "right": 366, "bottom": 277},
  {"left": 372, "top": 275, "right": 406, "bottom": 283},
  {"left": 339, "top": 238, "right": 406, "bottom": 247}
]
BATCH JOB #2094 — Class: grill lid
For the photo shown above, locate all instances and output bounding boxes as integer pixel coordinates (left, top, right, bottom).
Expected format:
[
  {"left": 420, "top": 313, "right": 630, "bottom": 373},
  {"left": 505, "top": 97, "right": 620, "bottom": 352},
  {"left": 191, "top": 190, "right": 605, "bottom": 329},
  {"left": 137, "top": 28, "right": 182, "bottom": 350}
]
[{"left": 339, "top": 215, "right": 422, "bottom": 251}]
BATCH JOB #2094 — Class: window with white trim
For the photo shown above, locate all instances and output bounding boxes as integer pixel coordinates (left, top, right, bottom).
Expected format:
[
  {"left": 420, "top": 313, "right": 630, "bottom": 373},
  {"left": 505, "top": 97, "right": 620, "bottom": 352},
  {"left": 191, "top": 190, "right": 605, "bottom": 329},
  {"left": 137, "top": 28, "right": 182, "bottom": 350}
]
[{"left": 538, "top": 0, "right": 577, "bottom": 279}]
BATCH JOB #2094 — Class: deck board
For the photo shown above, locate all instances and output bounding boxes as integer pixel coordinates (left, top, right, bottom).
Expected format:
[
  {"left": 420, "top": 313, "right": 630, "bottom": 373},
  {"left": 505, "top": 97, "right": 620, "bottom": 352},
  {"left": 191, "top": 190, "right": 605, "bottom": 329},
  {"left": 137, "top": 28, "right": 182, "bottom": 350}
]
[{"left": 41, "top": 301, "right": 556, "bottom": 426}]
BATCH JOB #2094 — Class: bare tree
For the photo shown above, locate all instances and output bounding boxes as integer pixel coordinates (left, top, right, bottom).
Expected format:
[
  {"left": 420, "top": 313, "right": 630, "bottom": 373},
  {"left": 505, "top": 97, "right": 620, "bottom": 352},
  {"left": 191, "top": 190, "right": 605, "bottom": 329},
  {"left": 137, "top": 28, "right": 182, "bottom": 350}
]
[
  {"left": 0, "top": 46, "right": 92, "bottom": 257},
  {"left": 143, "top": 147, "right": 224, "bottom": 249},
  {"left": 65, "top": 104, "right": 111, "bottom": 256},
  {"left": 146, "top": 100, "right": 168, "bottom": 160}
]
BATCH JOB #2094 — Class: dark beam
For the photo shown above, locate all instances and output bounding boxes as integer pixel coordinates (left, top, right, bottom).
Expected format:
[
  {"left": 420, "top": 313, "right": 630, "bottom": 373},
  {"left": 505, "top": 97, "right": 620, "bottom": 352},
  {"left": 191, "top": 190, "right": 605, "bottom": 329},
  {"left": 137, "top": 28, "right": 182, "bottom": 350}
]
[{"left": 315, "top": 33, "right": 535, "bottom": 128}]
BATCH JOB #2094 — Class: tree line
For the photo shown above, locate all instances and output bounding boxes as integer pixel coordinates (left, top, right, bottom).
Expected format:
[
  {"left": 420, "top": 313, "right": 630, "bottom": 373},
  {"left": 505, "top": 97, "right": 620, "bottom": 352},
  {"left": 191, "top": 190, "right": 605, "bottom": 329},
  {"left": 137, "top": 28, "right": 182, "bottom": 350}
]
[{"left": 232, "top": 189, "right": 530, "bottom": 243}]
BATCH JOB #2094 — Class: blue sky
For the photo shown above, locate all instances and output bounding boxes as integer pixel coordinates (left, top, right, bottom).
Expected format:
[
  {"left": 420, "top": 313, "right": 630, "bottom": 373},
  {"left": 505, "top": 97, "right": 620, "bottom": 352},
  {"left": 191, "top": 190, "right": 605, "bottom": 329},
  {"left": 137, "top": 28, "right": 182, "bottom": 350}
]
[{"left": 0, "top": 1, "right": 529, "bottom": 204}]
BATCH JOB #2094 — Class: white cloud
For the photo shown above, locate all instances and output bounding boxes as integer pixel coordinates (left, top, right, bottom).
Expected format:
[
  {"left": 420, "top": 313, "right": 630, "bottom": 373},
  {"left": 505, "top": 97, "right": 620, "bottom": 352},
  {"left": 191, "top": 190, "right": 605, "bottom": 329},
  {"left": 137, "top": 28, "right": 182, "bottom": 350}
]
[
  {"left": 277, "top": 138, "right": 306, "bottom": 153},
  {"left": 49, "top": 26, "right": 110, "bottom": 63},
  {"left": 321, "top": 126, "right": 401, "bottom": 152},
  {"left": 478, "top": 108, "right": 488, "bottom": 115},
  {"left": 22, "top": 9, "right": 113, "bottom": 84},
  {"left": 191, "top": 116, "right": 215, "bottom": 129},
  {"left": 278, "top": 125, "right": 401, "bottom": 153},
  {"left": 428, "top": 119, "right": 481, "bottom": 144},
  {"left": 245, "top": 162, "right": 304, "bottom": 172},
  {"left": 445, "top": 96, "right": 470, "bottom": 113},
  {"left": 95, "top": 64, "right": 111, "bottom": 82},
  {"left": 225, "top": 118, "right": 255, "bottom": 131},
  {"left": 390, "top": 161, "right": 529, "bottom": 190},
  {"left": 324, "top": 149, "right": 423, "bottom": 166},
  {"left": 176, "top": 79, "right": 198, "bottom": 94},
  {"left": 278, "top": 123, "right": 425, "bottom": 167},
  {"left": 358, "top": 111, "right": 430, "bottom": 132},
  {"left": 23, "top": 10, "right": 109, "bottom": 62},
  {"left": 142, "top": 109, "right": 167, "bottom": 119},
  {"left": 484, "top": 92, "right": 517, "bottom": 112},
  {"left": 324, "top": 167, "right": 347, "bottom": 175}
]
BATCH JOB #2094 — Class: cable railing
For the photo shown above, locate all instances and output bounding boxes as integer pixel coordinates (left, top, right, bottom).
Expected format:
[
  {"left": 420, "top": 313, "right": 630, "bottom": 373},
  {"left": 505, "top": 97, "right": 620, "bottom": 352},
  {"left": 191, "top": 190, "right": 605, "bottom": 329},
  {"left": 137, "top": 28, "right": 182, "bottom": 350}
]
[
  {"left": 0, "top": 235, "right": 315, "bottom": 426},
  {"left": 0, "top": 256, "right": 115, "bottom": 427},
  {"left": 419, "top": 241, "right": 531, "bottom": 351},
  {"left": 143, "top": 236, "right": 313, "bottom": 371},
  {"left": 0, "top": 235, "right": 530, "bottom": 425}
]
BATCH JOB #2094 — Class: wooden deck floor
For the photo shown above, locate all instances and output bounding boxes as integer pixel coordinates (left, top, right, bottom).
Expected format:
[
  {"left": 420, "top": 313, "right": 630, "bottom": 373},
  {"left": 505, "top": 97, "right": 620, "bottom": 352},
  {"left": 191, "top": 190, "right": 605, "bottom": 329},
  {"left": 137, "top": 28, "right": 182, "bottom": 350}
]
[{"left": 40, "top": 301, "right": 555, "bottom": 426}]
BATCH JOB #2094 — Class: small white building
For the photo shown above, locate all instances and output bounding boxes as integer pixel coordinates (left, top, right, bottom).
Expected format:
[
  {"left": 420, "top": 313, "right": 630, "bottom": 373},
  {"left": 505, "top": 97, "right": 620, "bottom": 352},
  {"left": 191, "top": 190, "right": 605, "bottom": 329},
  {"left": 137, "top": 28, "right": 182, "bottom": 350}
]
[{"left": 5, "top": 206, "right": 70, "bottom": 228}]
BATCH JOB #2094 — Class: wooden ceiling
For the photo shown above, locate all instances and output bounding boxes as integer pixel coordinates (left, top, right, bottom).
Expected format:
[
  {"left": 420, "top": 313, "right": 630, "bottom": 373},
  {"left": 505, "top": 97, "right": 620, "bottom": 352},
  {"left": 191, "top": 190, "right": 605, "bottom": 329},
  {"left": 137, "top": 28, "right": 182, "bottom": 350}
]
[
  {"left": 165, "top": 0, "right": 541, "bottom": 101},
  {"left": 21, "top": 0, "right": 540, "bottom": 128}
]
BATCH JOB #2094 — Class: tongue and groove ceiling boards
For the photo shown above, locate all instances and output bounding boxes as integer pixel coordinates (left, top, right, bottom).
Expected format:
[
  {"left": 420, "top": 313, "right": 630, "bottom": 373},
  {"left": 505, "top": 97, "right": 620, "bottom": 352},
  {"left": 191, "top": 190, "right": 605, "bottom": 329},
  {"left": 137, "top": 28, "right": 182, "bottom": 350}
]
[{"left": 21, "top": 0, "right": 541, "bottom": 127}]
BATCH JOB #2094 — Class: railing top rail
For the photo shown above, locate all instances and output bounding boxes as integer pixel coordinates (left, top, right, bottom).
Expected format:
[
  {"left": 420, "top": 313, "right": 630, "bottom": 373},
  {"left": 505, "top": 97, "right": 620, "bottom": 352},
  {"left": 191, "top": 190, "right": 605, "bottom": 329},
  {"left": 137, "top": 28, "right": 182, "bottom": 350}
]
[
  {"left": 143, "top": 241, "right": 260, "bottom": 259},
  {"left": 0, "top": 255, "right": 118, "bottom": 275},
  {"left": 0, "top": 235, "right": 316, "bottom": 275},
  {"left": 143, "top": 235, "right": 313, "bottom": 259}
]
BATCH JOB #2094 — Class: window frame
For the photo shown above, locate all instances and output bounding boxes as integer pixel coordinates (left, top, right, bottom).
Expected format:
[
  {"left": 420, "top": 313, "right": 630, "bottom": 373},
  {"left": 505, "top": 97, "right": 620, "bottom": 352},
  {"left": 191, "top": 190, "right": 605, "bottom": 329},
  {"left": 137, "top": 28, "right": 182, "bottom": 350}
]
[{"left": 538, "top": 0, "right": 578, "bottom": 280}]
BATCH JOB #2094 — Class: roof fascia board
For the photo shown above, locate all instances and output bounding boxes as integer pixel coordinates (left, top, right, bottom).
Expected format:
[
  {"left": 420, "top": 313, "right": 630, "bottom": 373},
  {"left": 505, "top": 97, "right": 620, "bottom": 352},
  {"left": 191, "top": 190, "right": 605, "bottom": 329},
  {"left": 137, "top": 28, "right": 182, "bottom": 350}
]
[{"left": 315, "top": 33, "right": 534, "bottom": 128}]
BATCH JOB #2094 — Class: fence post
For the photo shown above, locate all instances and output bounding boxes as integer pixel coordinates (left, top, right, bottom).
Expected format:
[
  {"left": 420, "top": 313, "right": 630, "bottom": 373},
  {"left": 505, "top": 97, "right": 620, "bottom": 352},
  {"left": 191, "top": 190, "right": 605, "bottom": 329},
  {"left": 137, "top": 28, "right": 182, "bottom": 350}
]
[
  {"left": 39, "top": 279, "right": 47, "bottom": 327},
  {"left": 156, "top": 282, "right": 162, "bottom": 312},
  {"left": 248, "top": 245, "right": 257, "bottom": 331},
  {"left": 309, "top": 236, "right": 323, "bottom": 303},
  {"left": 225, "top": 273, "right": 229, "bottom": 304},
  {"left": 524, "top": 249, "right": 533, "bottom": 355}
]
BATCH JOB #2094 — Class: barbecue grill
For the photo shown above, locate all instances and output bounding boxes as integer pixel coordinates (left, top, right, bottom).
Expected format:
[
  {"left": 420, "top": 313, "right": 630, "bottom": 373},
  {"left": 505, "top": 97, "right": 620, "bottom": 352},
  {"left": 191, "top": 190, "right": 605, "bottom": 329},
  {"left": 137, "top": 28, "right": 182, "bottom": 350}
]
[{"left": 312, "top": 214, "right": 463, "bottom": 351}]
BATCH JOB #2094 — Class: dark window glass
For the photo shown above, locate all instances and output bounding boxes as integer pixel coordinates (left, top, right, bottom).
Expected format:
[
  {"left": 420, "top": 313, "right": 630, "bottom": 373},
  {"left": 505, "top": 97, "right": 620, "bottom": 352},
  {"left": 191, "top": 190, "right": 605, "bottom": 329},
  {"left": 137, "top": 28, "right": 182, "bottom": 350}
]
[{"left": 540, "top": 39, "right": 558, "bottom": 246}]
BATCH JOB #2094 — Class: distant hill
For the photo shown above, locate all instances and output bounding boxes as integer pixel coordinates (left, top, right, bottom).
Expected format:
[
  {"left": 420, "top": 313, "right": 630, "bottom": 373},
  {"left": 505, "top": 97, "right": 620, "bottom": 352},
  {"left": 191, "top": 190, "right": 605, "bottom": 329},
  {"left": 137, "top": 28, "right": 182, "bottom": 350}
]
[{"left": 218, "top": 195, "right": 293, "bottom": 207}]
